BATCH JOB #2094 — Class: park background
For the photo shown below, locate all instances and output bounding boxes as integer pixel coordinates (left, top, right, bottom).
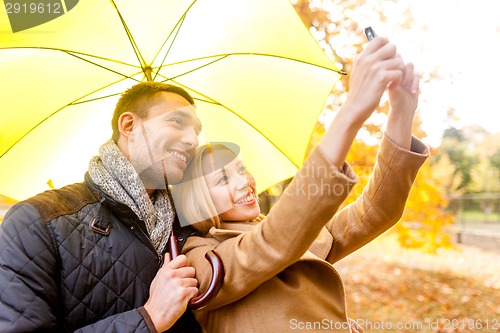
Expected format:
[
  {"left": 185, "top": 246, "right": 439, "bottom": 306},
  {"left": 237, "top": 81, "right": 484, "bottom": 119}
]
[{"left": 1, "top": 0, "right": 499, "bottom": 331}]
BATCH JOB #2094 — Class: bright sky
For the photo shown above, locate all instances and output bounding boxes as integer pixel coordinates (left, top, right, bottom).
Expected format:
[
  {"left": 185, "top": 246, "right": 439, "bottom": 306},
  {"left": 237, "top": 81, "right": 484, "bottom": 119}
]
[{"left": 360, "top": 0, "right": 500, "bottom": 147}]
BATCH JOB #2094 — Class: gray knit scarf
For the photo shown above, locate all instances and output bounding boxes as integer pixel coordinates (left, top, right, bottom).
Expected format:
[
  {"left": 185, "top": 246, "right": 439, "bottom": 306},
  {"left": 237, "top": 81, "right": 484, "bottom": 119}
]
[{"left": 88, "top": 139, "right": 173, "bottom": 255}]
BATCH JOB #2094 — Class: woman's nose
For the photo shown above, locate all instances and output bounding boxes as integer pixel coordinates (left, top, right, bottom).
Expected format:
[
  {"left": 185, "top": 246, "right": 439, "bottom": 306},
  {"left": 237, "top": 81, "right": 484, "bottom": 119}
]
[{"left": 234, "top": 174, "right": 249, "bottom": 191}]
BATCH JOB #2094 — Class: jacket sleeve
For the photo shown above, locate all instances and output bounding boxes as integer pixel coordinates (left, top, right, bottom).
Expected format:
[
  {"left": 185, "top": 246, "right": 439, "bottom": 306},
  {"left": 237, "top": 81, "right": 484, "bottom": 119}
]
[
  {"left": 75, "top": 309, "right": 153, "bottom": 333},
  {"left": 324, "top": 134, "right": 429, "bottom": 264},
  {"left": 0, "top": 203, "right": 155, "bottom": 333},
  {"left": 182, "top": 146, "right": 358, "bottom": 310},
  {"left": 0, "top": 203, "right": 61, "bottom": 332}
]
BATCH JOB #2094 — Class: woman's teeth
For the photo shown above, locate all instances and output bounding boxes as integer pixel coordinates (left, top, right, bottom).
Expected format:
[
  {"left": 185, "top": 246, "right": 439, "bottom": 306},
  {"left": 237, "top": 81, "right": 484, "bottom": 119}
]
[{"left": 235, "top": 192, "right": 255, "bottom": 204}]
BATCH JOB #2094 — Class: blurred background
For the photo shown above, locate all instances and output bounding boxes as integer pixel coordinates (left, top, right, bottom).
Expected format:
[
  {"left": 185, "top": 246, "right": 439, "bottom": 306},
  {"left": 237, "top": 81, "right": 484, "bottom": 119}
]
[
  {"left": 269, "top": 1, "right": 500, "bottom": 330},
  {"left": 276, "top": 0, "right": 500, "bottom": 253}
]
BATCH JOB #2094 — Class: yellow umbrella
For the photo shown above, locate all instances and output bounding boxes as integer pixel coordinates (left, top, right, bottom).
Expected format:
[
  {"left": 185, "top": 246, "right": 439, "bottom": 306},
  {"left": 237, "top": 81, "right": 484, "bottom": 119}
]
[{"left": 0, "top": 0, "right": 342, "bottom": 201}]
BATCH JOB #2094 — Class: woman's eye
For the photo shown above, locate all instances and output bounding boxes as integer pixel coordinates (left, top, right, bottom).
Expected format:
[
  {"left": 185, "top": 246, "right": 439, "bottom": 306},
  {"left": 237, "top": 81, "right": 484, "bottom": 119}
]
[
  {"left": 238, "top": 166, "right": 246, "bottom": 174},
  {"left": 216, "top": 176, "right": 229, "bottom": 185}
]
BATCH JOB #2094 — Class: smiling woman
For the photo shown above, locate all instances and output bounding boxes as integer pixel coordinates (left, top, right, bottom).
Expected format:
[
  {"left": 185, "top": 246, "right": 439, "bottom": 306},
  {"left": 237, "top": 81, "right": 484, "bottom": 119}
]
[
  {"left": 202, "top": 147, "right": 260, "bottom": 221},
  {"left": 173, "top": 144, "right": 261, "bottom": 231}
]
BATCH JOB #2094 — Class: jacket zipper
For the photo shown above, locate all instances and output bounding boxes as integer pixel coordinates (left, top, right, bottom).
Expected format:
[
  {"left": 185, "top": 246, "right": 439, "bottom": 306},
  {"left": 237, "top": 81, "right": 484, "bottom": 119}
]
[{"left": 129, "top": 220, "right": 164, "bottom": 266}]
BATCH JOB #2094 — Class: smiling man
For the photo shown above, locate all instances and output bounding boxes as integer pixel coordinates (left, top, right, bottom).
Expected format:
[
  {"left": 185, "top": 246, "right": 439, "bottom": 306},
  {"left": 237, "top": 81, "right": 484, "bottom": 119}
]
[
  {"left": 115, "top": 86, "right": 202, "bottom": 188},
  {"left": 0, "top": 82, "right": 203, "bottom": 332}
]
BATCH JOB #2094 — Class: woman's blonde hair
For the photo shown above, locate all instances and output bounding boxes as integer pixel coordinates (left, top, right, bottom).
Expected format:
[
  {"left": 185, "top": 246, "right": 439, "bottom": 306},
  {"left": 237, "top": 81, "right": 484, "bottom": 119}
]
[{"left": 171, "top": 144, "right": 230, "bottom": 233}]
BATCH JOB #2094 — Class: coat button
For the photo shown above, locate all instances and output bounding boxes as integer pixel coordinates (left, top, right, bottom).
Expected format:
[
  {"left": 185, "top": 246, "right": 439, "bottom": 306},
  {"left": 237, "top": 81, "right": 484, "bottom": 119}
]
[{"left": 177, "top": 236, "right": 184, "bottom": 242}]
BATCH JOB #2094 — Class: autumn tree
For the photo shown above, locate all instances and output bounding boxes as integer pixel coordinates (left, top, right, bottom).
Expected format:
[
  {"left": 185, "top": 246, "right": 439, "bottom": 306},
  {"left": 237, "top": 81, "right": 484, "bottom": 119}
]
[
  {"left": 292, "top": 0, "right": 455, "bottom": 252},
  {"left": 490, "top": 147, "right": 500, "bottom": 179},
  {"left": 438, "top": 127, "right": 478, "bottom": 190},
  {"left": 468, "top": 157, "right": 500, "bottom": 193},
  {"left": 436, "top": 125, "right": 500, "bottom": 193}
]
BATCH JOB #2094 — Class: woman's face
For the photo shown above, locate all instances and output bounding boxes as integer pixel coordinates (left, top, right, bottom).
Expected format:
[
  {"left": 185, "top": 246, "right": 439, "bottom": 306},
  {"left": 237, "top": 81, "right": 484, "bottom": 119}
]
[{"left": 202, "top": 149, "right": 260, "bottom": 222}]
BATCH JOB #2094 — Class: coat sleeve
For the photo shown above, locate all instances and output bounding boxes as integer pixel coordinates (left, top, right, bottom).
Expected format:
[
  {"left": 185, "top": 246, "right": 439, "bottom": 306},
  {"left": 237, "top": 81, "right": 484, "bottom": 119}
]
[
  {"left": 0, "top": 203, "right": 155, "bottom": 333},
  {"left": 324, "top": 134, "right": 429, "bottom": 264},
  {"left": 182, "top": 147, "right": 358, "bottom": 310}
]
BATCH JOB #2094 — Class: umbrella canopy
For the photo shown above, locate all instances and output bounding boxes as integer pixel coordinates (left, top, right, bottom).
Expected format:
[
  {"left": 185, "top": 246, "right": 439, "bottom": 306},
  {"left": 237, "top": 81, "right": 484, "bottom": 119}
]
[{"left": 0, "top": 0, "right": 342, "bottom": 201}]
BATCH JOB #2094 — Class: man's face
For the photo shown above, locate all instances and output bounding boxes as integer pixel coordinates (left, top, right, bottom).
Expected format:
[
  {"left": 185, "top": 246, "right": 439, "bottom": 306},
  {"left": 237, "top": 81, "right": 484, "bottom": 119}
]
[{"left": 128, "top": 92, "right": 201, "bottom": 188}]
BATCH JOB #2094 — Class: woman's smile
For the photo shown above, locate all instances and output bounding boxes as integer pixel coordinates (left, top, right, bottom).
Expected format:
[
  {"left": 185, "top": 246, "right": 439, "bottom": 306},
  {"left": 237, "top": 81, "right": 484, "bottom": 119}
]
[{"left": 234, "top": 191, "right": 257, "bottom": 205}]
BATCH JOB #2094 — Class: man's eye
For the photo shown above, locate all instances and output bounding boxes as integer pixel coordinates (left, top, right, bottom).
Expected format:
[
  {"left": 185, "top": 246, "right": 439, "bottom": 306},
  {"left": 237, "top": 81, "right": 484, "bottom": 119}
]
[{"left": 170, "top": 118, "right": 183, "bottom": 125}]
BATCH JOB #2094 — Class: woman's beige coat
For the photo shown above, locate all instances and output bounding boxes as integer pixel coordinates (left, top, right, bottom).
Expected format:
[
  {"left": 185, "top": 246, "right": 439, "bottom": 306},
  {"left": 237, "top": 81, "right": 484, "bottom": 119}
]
[{"left": 183, "top": 135, "right": 429, "bottom": 333}]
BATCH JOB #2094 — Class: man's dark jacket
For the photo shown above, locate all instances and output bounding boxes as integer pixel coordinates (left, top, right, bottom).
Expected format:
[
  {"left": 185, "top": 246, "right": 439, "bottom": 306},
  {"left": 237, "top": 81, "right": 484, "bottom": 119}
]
[{"left": 0, "top": 174, "right": 201, "bottom": 332}]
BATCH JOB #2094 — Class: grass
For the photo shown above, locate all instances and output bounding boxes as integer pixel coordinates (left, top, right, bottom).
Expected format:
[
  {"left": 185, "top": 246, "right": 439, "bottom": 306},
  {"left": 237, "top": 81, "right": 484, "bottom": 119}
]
[
  {"left": 456, "top": 210, "right": 500, "bottom": 222},
  {"left": 334, "top": 233, "right": 500, "bottom": 332}
]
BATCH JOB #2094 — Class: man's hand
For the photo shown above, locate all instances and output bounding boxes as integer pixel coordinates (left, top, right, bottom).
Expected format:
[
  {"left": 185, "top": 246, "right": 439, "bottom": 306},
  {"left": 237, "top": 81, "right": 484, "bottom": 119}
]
[{"left": 144, "top": 254, "right": 199, "bottom": 332}]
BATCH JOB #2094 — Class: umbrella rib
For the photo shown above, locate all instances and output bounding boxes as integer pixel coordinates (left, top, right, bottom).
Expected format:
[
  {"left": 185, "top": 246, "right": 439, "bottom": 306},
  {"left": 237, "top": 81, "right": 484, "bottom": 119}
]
[
  {"left": 109, "top": 0, "right": 148, "bottom": 77},
  {"left": 61, "top": 50, "right": 139, "bottom": 67},
  {"left": 65, "top": 51, "right": 142, "bottom": 81},
  {"left": 159, "top": 55, "right": 228, "bottom": 82},
  {"left": 68, "top": 70, "right": 148, "bottom": 105},
  {"left": 163, "top": 78, "right": 303, "bottom": 169},
  {"left": 1, "top": 47, "right": 140, "bottom": 68},
  {"left": 158, "top": 52, "right": 345, "bottom": 75},
  {"left": 227, "top": 52, "right": 346, "bottom": 75},
  {"left": 153, "top": 50, "right": 337, "bottom": 168},
  {"left": 70, "top": 92, "right": 121, "bottom": 105},
  {"left": 4, "top": 46, "right": 142, "bottom": 79},
  {"left": 152, "top": 1, "right": 196, "bottom": 81},
  {"left": 0, "top": 75, "right": 138, "bottom": 159}
]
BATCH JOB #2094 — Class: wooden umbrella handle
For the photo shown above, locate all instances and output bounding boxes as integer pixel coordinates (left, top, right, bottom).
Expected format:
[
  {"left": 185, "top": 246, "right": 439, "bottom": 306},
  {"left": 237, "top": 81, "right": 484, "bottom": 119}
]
[
  {"left": 168, "top": 231, "right": 225, "bottom": 310},
  {"left": 168, "top": 232, "right": 182, "bottom": 258},
  {"left": 187, "top": 250, "right": 224, "bottom": 310}
]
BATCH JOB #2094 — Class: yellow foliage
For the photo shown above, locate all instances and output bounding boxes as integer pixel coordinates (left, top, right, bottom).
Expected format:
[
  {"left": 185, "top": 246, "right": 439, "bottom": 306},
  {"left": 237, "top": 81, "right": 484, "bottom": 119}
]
[
  {"left": 308, "top": 125, "right": 455, "bottom": 253},
  {"left": 294, "top": 0, "right": 457, "bottom": 252},
  {"left": 430, "top": 152, "right": 464, "bottom": 196},
  {"left": 395, "top": 158, "right": 455, "bottom": 253}
]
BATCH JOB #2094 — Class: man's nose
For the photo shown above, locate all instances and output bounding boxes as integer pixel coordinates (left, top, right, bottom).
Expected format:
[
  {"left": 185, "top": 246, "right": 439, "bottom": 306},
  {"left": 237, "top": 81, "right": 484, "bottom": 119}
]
[{"left": 182, "top": 126, "right": 199, "bottom": 148}]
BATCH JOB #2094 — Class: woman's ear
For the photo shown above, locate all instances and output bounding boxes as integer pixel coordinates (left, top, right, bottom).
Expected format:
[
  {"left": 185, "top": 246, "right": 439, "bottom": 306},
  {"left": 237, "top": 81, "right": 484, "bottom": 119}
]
[{"left": 118, "top": 112, "right": 136, "bottom": 139}]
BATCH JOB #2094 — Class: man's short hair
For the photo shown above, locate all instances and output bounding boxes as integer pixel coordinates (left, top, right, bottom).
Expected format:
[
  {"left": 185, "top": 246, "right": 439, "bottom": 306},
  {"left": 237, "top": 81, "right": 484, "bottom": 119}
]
[{"left": 111, "top": 82, "right": 195, "bottom": 141}]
